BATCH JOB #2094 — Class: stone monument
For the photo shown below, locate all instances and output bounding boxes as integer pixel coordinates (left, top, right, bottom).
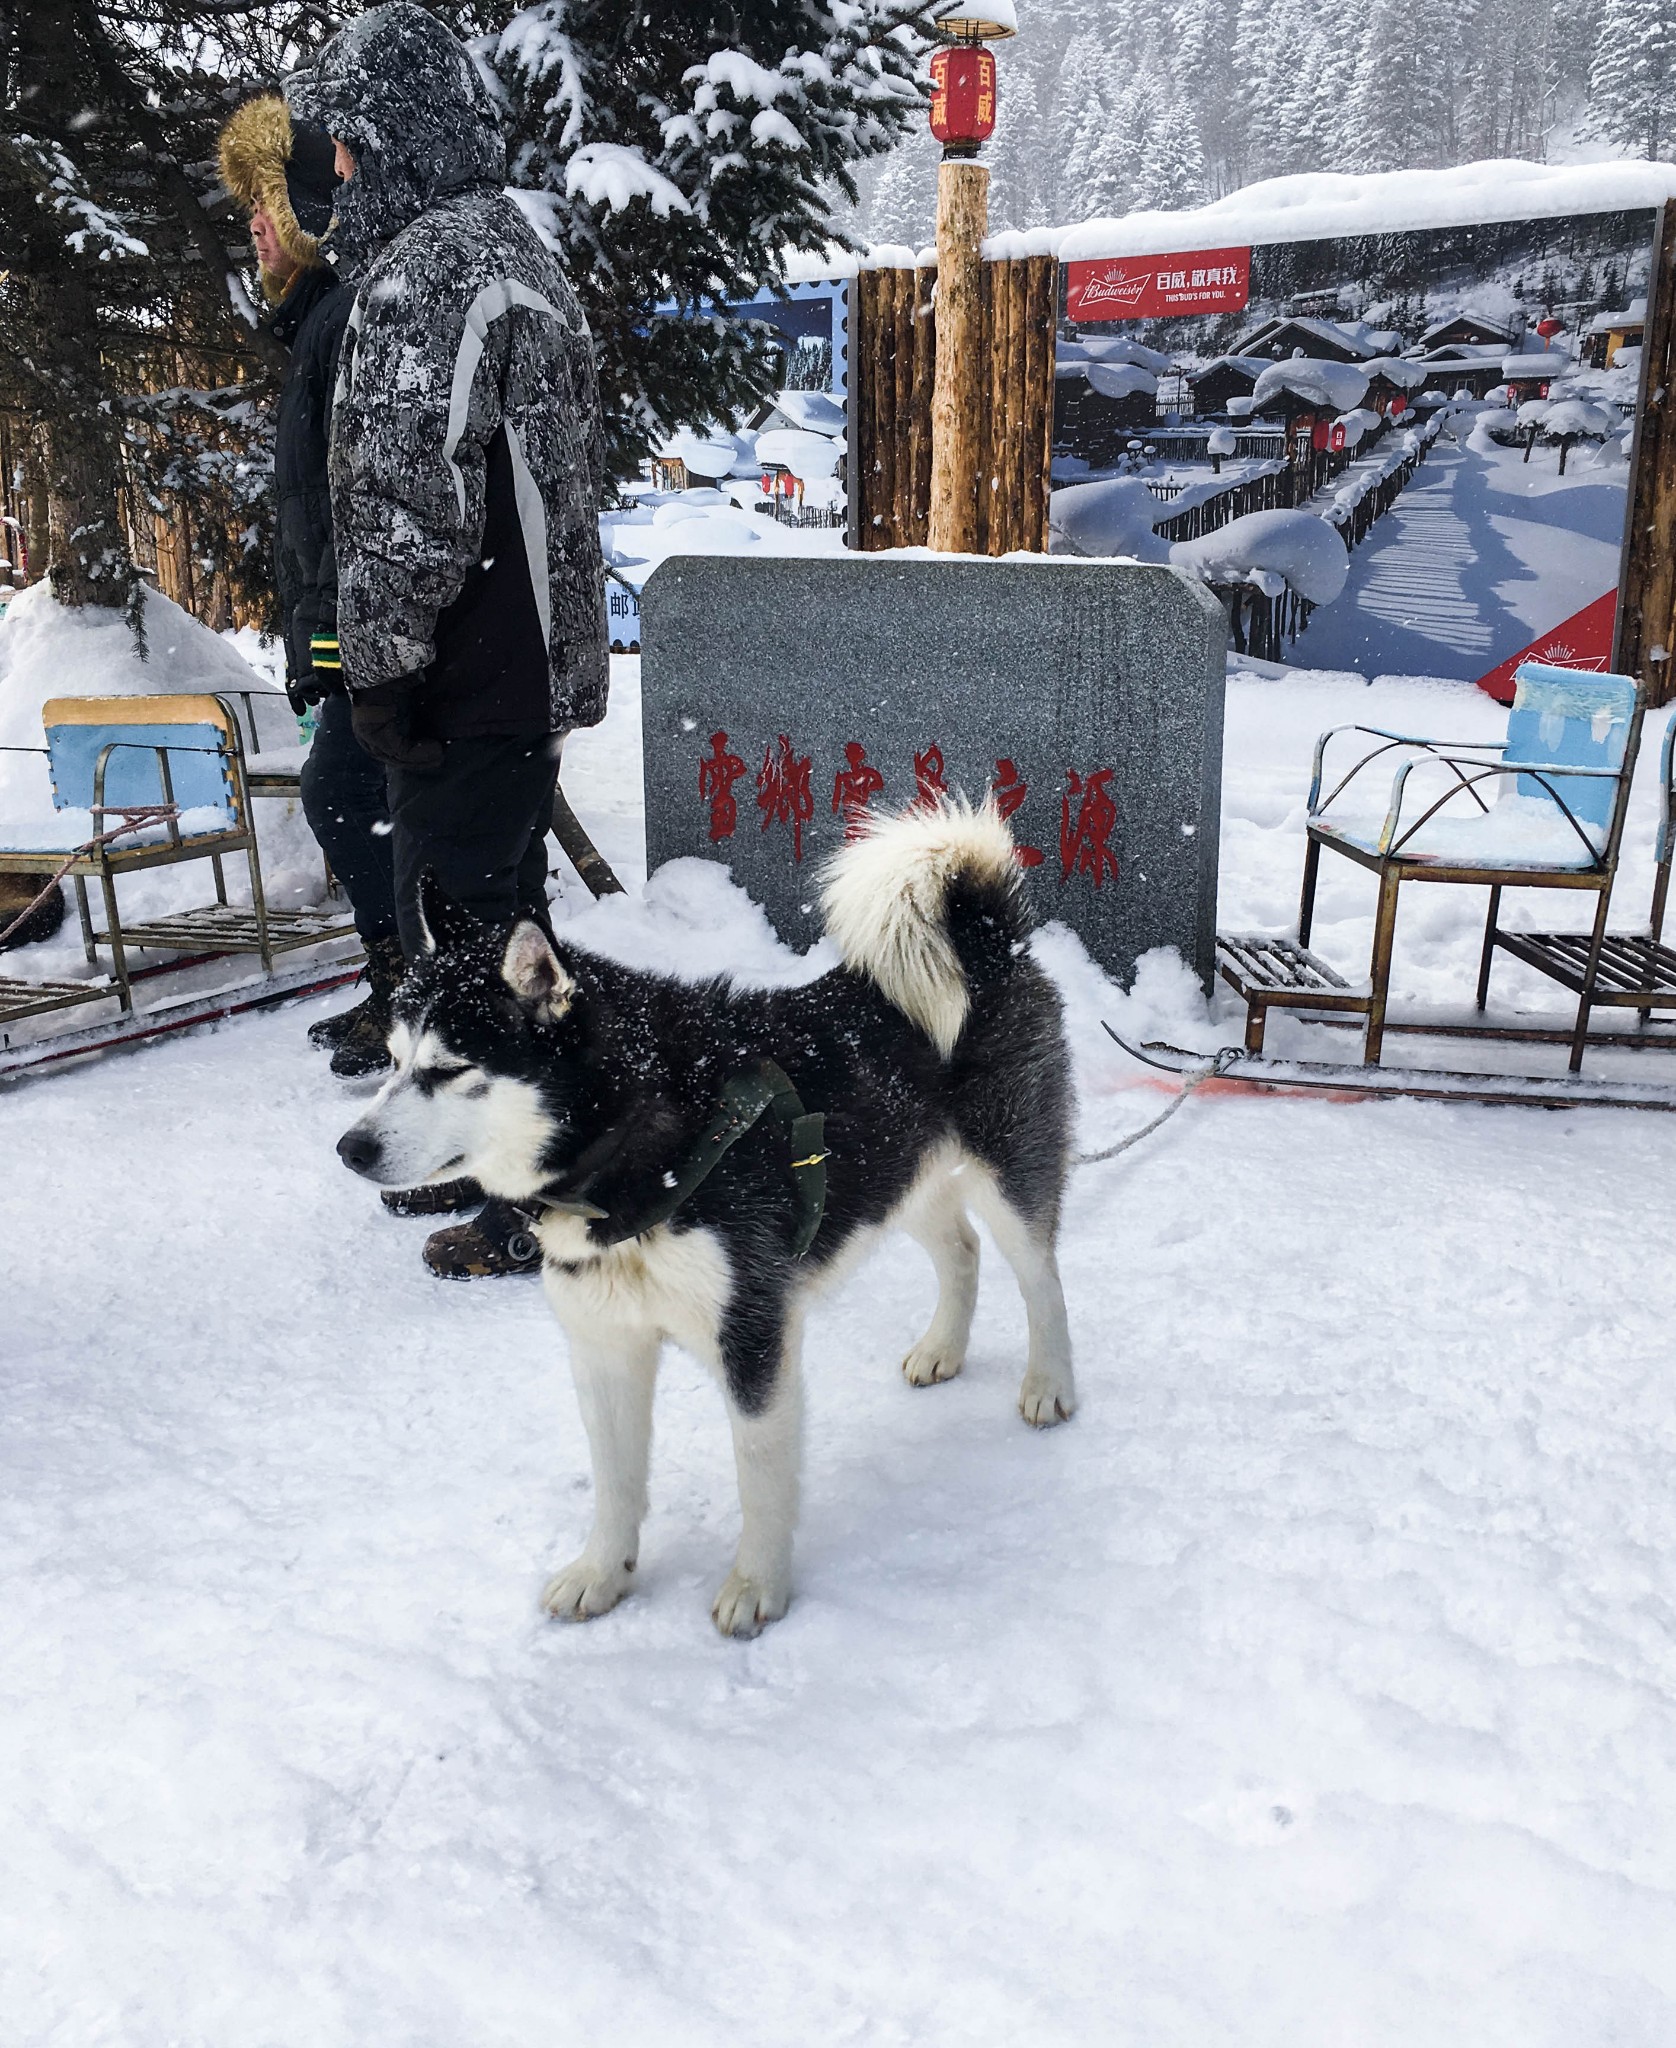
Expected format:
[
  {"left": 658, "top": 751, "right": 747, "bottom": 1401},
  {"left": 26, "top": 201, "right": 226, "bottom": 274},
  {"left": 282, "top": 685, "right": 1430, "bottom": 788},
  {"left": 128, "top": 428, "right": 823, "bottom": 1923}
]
[{"left": 640, "top": 555, "right": 1226, "bottom": 986}]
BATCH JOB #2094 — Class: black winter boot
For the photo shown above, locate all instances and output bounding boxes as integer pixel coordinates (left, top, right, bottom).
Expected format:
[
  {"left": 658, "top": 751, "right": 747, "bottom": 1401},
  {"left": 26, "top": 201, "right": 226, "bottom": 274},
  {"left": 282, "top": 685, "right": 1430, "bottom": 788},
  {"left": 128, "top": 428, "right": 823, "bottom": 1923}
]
[
  {"left": 325, "top": 936, "right": 408, "bottom": 1078},
  {"left": 422, "top": 1198, "right": 545, "bottom": 1281}
]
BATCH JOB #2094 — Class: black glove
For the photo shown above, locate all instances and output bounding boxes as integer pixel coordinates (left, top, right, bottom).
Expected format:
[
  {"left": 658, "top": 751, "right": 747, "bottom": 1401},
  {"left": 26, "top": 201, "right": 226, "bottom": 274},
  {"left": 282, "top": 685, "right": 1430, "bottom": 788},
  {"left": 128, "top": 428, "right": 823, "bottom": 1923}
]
[
  {"left": 350, "top": 680, "right": 444, "bottom": 771},
  {"left": 285, "top": 674, "right": 323, "bottom": 717}
]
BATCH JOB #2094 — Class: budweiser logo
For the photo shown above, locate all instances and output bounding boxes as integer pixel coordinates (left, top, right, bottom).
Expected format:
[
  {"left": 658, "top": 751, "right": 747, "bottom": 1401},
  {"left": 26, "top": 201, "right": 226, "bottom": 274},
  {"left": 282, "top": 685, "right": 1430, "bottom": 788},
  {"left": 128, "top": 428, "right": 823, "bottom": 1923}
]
[{"left": 1076, "top": 267, "right": 1150, "bottom": 311}]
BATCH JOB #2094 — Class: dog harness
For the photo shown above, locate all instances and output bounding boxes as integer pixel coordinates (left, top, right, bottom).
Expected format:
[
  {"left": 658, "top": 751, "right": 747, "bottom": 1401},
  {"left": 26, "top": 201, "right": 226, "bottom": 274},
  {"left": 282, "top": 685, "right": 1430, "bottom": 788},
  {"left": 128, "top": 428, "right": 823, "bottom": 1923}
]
[{"left": 534, "top": 1057, "right": 829, "bottom": 1258}]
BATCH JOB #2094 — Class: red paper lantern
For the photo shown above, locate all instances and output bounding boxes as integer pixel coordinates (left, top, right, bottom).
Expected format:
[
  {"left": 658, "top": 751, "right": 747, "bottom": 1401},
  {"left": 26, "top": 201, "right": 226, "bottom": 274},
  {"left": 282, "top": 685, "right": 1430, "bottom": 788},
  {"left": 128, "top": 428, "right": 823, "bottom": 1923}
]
[
  {"left": 930, "top": 47, "right": 997, "bottom": 146},
  {"left": 1536, "top": 315, "right": 1565, "bottom": 341},
  {"left": 1330, "top": 423, "right": 1347, "bottom": 452},
  {"left": 1311, "top": 419, "right": 1331, "bottom": 451}
]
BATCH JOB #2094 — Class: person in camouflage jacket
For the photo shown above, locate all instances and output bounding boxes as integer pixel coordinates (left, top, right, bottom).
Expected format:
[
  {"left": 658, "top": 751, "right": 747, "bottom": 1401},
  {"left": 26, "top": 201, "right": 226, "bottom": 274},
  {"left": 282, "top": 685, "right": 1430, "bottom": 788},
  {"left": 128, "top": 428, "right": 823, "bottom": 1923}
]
[
  {"left": 287, "top": 3, "right": 608, "bottom": 878},
  {"left": 288, "top": 2, "right": 610, "bottom": 1280}
]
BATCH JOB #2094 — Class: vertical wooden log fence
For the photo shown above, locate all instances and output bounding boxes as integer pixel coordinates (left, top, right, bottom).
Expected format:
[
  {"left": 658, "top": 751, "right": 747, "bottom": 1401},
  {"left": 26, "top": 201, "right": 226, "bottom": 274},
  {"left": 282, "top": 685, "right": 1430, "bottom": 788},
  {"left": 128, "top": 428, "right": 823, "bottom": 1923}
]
[
  {"left": 850, "top": 251, "right": 1055, "bottom": 556},
  {"left": 1617, "top": 200, "right": 1676, "bottom": 707}
]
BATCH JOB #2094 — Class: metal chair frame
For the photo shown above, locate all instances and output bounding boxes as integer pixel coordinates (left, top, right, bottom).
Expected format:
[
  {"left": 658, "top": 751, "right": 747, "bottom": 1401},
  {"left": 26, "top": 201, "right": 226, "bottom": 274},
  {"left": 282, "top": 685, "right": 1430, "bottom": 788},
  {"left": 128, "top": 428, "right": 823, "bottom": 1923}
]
[
  {"left": 1298, "top": 691, "right": 1646, "bottom": 1072},
  {"left": 0, "top": 693, "right": 351, "bottom": 1023}
]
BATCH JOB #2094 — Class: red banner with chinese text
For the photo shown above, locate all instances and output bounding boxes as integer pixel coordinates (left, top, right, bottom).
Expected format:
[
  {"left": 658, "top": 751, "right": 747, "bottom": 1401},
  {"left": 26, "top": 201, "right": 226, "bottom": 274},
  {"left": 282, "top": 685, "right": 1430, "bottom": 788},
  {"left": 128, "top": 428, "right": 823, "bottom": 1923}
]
[{"left": 1065, "top": 247, "right": 1252, "bottom": 323}]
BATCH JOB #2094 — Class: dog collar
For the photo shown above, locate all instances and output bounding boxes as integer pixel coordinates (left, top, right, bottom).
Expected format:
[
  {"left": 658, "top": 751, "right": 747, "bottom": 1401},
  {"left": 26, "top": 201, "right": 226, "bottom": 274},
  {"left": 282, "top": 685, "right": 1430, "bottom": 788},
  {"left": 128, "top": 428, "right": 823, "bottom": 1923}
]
[{"left": 534, "top": 1056, "right": 829, "bottom": 1258}]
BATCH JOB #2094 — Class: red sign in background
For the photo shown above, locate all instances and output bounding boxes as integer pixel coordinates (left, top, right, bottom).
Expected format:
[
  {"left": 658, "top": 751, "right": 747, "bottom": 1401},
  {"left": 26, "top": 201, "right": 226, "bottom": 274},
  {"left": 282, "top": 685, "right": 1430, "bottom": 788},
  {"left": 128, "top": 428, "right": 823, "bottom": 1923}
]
[
  {"left": 1065, "top": 247, "right": 1251, "bottom": 323},
  {"left": 1473, "top": 591, "right": 1620, "bottom": 704}
]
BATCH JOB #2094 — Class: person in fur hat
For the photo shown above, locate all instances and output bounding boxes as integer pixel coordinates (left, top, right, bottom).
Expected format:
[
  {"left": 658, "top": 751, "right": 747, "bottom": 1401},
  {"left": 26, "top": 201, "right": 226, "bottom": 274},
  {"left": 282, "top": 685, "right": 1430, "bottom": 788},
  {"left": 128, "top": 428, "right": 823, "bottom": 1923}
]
[{"left": 219, "top": 94, "right": 405, "bottom": 1079}]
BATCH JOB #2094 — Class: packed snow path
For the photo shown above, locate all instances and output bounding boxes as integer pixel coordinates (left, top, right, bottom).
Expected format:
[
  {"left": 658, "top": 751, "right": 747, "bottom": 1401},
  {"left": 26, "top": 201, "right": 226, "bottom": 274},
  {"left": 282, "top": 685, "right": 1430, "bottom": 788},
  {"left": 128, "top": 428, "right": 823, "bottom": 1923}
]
[{"left": 6, "top": 664, "right": 1676, "bottom": 2043}]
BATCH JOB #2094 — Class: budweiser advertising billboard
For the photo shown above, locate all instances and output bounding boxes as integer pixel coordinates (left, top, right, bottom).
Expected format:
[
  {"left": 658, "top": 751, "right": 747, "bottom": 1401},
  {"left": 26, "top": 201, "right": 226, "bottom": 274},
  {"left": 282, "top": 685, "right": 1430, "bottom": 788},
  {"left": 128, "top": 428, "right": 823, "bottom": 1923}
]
[{"left": 1065, "top": 247, "right": 1252, "bottom": 322}]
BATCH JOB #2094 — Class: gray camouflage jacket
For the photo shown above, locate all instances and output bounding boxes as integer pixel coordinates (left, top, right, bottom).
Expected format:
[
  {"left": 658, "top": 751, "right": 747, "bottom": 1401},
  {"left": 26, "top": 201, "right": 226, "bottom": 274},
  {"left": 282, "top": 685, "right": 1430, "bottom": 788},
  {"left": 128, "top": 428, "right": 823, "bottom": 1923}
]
[{"left": 288, "top": 4, "right": 608, "bottom": 739}]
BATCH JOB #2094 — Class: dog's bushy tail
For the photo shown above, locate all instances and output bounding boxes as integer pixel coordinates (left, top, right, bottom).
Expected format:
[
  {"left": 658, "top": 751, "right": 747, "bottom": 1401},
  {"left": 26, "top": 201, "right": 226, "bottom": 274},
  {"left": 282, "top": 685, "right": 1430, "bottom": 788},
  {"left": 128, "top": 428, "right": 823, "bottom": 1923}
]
[{"left": 820, "top": 799, "right": 1032, "bottom": 1057}]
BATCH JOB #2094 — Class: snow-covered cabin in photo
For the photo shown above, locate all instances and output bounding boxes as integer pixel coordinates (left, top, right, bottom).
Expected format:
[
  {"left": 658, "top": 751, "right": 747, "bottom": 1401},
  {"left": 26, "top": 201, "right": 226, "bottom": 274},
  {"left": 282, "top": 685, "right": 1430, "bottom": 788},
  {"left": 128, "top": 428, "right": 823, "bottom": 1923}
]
[
  {"left": 1582, "top": 302, "right": 1646, "bottom": 370},
  {"left": 1408, "top": 345, "right": 1513, "bottom": 398},
  {"left": 1249, "top": 358, "right": 1372, "bottom": 422},
  {"left": 1360, "top": 357, "right": 1429, "bottom": 414},
  {"left": 1416, "top": 308, "right": 1524, "bottom": 353},
  {"left": 1187, "top": 355, "right": 1272, "bottom": 416},
  {"left": 746, "top": 389, "right": 847, "bottom": 441},
  {"left": 1235, "top": 314, "right": 1378, "bottom": 364},
  {"left": 1501, "top": 349, "right": 1573, "bottom": 401}
]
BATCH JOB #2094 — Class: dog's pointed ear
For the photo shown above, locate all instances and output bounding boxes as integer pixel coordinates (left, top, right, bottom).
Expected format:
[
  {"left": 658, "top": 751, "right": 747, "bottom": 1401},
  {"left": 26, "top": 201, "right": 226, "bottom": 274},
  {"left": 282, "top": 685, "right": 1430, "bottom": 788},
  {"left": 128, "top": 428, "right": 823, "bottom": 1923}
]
[
  {"left": 502, "top": 919, "right": 576, "bottom": 1023},
  {"left": 416, "top": 869, "right": 480, "bottom": 955}
]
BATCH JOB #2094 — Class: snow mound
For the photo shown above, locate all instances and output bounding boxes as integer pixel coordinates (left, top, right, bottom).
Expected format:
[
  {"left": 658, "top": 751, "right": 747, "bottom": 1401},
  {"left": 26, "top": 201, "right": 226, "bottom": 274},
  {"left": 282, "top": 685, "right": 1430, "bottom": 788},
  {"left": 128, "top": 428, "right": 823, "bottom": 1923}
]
[
  {"left": 1172, "top": 510, "right": 1350, "bottom": 605},
  {"left": 1079, "top": 335, "right": 1175, "bottom": 374},
  {"left": 0, "top": 582, "right": 262, "bottom": 758},
  {"left": 1361, "top": 356, "right": 1427, "bottom": 392},
  {"left": 1048, "top": 479, "right": 1171, "bottom": 563},
  {"left": 1251, "top": 359, "right": 1370, "bottom": 415},
  {"left": 1085, "top": 363, "right": 1159, "bottom": 402},
  {"left": 1206, "top": 426, "right": 1237, "bottom": 457},
  {"left": 769, "top": 389, "right": 846, "bottom": 436},
  {"left": 1542, "top": 399, "right": 1614, "bottom": 440},
  {"left": 659, "top": 428, "right": 748, "bottom": 480},
  {"left": 754, "top": 428, "right": 841, "bottom": 480}
]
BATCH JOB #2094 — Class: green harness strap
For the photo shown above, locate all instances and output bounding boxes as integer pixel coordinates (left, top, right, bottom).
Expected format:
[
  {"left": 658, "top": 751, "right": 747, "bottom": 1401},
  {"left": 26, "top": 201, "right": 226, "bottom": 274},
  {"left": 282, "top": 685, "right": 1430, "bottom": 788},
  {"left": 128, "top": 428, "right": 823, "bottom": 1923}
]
[{"left": 539, "top": 1057, "right": 829, "bottom": 1258}]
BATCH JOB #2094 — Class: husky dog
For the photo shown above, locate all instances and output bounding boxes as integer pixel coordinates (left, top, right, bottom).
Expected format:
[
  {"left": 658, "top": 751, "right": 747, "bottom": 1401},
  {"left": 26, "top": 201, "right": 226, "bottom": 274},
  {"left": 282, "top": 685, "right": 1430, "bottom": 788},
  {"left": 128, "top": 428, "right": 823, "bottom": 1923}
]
[{"left": 337, "top": 804, "right": 1074, "bottom": 1637}]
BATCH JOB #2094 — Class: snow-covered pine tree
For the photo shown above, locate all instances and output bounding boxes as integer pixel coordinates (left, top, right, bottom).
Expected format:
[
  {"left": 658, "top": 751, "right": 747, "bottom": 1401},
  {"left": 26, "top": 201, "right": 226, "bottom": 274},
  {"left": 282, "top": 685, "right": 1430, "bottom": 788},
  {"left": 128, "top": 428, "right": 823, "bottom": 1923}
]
[
  {"left": 1135, "top": 94, "right": 1210, "bottom": 209},
  {"left": 0, "top": 1, "right": 293, "bottom": 612},
  {"left": 486, "top": 0, "right": 938, "bottom": 474},
  {"left": 1346, "top": 0, "right": 1460, "bottom": 169},
  {"left": 1588, "top": 0, "right": 1676, "bottom": 158}
]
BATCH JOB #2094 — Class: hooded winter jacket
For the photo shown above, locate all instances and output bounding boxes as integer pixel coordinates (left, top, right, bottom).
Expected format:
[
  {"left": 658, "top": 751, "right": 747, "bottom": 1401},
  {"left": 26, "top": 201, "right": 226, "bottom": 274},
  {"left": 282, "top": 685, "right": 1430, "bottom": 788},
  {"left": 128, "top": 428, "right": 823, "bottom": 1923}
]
[{"left": 287, "top": 4, "right": 608, "bottom": 741}]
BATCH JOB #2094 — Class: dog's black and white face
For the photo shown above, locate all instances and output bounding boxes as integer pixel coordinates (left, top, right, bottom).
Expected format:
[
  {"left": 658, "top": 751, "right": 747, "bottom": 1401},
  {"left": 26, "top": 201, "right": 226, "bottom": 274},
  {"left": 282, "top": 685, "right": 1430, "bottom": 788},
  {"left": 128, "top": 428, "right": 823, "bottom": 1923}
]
[{"left": 336, "top": 876, "right": 581, "bottom": 1199}]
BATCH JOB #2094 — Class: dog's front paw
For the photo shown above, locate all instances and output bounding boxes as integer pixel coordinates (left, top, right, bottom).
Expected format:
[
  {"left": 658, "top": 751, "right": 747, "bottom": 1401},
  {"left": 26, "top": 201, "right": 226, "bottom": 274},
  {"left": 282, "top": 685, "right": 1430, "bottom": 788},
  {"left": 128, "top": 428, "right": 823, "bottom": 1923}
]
[
  {"left": 711, "top": 1568, "right": 789, "bottom": 1639},
  {"left": 542, "top": 1554, "right": 635, "bottom": 1622},
  {"left": 902, "top": 1335, "right": 965, "bottom": 1387},
  {"left": 1019, "top": 1372, "right": 1076, "bottom": 1428}
]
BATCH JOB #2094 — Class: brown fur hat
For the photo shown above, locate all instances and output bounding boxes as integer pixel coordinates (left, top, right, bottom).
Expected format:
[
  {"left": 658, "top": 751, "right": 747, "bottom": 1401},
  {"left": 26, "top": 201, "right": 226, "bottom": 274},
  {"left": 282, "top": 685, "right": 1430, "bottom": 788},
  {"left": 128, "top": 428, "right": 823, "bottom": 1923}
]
[{"left": 218, "top": 94, "right": 334, "bottom": 302}]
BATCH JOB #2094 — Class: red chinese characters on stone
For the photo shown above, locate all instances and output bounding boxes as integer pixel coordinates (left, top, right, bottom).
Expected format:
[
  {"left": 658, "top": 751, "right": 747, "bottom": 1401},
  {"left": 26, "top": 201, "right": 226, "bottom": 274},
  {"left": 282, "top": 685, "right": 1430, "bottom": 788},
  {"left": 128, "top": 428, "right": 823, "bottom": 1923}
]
[
  {"left": 1060, "top": 767, "right": 1119, "bottom": 888},
  {"left": 757, "top": 733, "right": 815, "bottom": 861},
  {"left": 831, "top": 741, "right": 885, "bottom": 842},
  {"left": 698, "top": 730, "right": 746, "bottom": 843},
  {"left": 991, "top": 757, "right": 1045, "bottom": 869},
  {"left": 913, "top": 744, "right": 949, "bottom": 810}
]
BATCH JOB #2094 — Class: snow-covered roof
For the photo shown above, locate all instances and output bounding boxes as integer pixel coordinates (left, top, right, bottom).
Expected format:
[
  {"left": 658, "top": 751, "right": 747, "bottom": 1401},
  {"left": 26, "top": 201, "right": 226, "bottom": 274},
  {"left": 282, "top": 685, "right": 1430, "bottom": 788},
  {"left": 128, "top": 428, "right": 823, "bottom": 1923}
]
[
  {"left": 1413, "top": 342, "right": 1511, "bottom": 363},
  {"left": 763, "top": 389, "right": 846, "bottom": 435},
  {"left": 1418, "top": 309, "right": 1522, "bottom": 346},
  {"left": 1501, "top": 352, "right": 1573, "bottom": 378},
  {"left": 1251, "top": 358, "right": 1371, "bottom": 414},
  {"left": 1187, "top": 355, "right": 1270, "bottom": 385},
  {"left": 1053, "top": 161, "right": 1676, "bottom": 264},
  {"left": 1239, "top": 315, "right": 1377, "bottom": 360},
  {"left": 1586, "top": 306, "right": 1647, "bottom": 334},
  {"left": 1361, "top": 357, "right": 1428, "bottom": 391},
  {"left": 1085, "top": 363, "right": 1159, "bottom": 401}
]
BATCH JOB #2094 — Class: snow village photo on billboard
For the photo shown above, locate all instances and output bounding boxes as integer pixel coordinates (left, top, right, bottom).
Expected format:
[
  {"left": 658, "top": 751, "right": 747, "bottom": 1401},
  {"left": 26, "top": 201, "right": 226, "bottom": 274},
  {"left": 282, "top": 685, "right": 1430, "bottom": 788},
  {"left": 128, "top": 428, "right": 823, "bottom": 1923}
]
[{"left": 1055, "top": 204, "right": 1656, "bottom": 696}]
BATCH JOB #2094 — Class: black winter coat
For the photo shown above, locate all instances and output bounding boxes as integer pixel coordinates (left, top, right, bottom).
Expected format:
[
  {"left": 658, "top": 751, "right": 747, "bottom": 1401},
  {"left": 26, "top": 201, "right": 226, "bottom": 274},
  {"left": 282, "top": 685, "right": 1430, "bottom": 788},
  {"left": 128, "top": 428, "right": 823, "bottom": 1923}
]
[
  {"left": 269, "top": 264, "right": 353, "bottom": 689},
  {"left": 289, "top": 4, "right": 609, "bottom": 741}
]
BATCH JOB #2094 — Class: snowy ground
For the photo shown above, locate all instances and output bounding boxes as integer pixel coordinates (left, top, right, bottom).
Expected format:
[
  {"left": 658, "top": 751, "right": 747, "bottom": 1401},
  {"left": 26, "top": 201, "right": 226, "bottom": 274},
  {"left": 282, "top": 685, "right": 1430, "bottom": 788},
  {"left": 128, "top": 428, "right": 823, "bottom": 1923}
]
[{"left": 7, "top": 651, "right": 1676, "bottom": 2044}]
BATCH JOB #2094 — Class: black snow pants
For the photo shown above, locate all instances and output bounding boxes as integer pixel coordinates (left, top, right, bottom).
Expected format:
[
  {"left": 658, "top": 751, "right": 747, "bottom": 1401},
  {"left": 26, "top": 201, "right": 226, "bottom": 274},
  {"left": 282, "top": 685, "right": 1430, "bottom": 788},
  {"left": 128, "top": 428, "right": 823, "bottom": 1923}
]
[
  {"left": 385, "top": 733, "right": 560, "bottom": 961},
  {"left": 299, "top": 691, "right": 400, "bottom": 949}
]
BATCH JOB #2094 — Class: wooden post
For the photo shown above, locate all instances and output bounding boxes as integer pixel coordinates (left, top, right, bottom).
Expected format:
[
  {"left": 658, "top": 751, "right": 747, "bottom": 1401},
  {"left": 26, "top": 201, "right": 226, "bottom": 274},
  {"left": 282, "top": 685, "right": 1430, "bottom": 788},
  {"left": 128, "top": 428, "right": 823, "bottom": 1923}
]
[
  {"left": 892, "top": 264, "right": 917, "bottom": 547},
  {"left": 909, "top": 263, "right": 937, "bottom": 546},
  {"left": 1618, "top": 201, "right": 1676, "bottom": 705},
  {"left": 928, "top": 159, "right": 989, "bottom": 554}
]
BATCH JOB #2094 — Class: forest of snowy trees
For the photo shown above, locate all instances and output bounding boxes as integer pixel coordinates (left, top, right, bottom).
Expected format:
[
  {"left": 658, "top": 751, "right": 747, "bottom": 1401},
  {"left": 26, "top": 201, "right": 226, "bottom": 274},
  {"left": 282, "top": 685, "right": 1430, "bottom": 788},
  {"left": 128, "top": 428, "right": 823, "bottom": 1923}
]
[{"left": 854, "top": 0, "right": 1676, "bottom": 242}]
